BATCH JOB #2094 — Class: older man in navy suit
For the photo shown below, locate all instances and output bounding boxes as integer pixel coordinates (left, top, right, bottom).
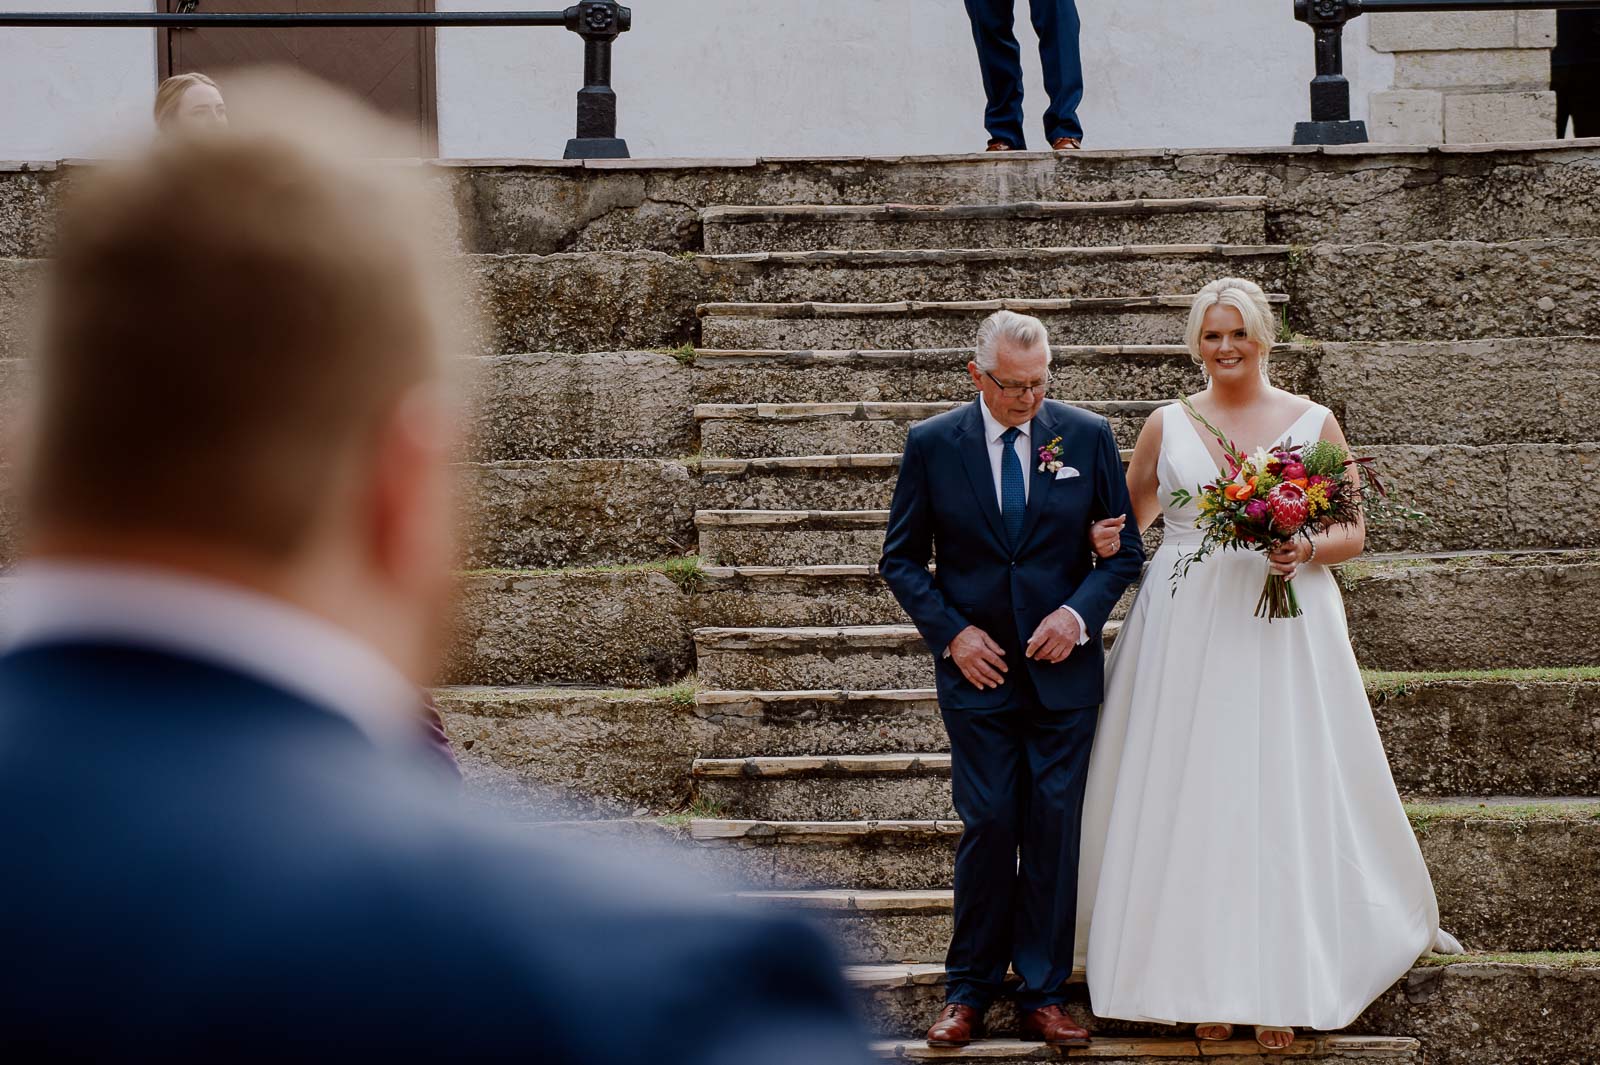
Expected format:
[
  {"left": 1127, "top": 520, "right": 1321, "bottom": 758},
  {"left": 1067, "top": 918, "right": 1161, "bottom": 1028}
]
[
  {"left": 965, "top": 0, "right": 1085, "bottom": 151},
  {"left": 880, "top": 311, "right": 1144, "bottom": 1049},
  {"left": 0, "top": 76, "right": 867, "bottom": 1064}
]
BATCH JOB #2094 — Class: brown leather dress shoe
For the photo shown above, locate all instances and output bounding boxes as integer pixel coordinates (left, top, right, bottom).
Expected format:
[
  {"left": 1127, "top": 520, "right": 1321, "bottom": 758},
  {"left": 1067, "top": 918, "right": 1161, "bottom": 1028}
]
[
  {"left": 926, "top": 1003, "right": 984, "bottom": 1047},
  {"left": 1051, "top": 137, "right": 1082, "bottom": 150},
  {"left": 1020, "top": 1004, "right": 1091, "bottom": 1047},
  {"left": 986, "top": 139, "right": 1017, "bottom": 152}
]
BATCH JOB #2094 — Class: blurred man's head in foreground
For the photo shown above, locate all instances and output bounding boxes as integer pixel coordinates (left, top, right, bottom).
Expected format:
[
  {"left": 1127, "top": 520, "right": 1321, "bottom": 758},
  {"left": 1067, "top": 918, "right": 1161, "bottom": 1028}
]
[{"left": 23, "top": 71, "right": 464, "bottom": 684}]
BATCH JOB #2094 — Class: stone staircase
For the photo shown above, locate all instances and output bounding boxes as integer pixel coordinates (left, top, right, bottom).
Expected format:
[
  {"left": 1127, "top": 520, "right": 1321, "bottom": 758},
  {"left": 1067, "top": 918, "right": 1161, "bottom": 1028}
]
[
  {"left": 673, "top": 168, "right": 1600, "bottom": 1065},
  {"left": 5, "top": 145, "right": 1600, "bottom": 1063}
]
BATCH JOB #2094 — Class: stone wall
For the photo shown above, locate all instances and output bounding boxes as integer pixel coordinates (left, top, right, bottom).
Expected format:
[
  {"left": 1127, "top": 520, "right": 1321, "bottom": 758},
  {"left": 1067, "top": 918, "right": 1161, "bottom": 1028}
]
[{"left": 1370, "top": 11, "right": 1559, "bottom": 143}]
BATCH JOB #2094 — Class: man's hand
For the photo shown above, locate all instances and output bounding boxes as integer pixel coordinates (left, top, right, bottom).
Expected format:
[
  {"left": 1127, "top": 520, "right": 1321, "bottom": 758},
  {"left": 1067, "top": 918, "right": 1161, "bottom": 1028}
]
[
  {"left": 1025, "top": 607, "right": 1082, "bottom": 664},
  {"left": 947, "top": 625, "right": 1008, "bottom": 690},
  {"left": 1089, "top": 514, "right": 1127, "bottom": 560}
]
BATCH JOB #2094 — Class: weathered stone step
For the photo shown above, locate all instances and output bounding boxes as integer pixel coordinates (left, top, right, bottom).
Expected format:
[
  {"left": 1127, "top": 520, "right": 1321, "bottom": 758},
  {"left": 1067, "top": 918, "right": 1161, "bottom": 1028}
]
[
  {"left": 865, "top": 1036, "right": 1416, "bottom": 1063},
  {"left": 695, "top": 447, "right": 1600, "bottom": 558},
  {"left": 691, "top": 345, "right": 1233, "bottom": 406},
  {"left": 693, "top": 668, "right": 1600, "bottom": 797},
  {"left": 849, "top": 954, "right": 1600, "bottom": 1063},
  {"left": 697, "top": 244, "right": 1289, "bottom": 307},
  {"left": 443, "top": 568, "right": 694, "bottom": 688},
  {"left": 688, "top": 802, "right": 1600, "bottom": 952},
  {"left": 695, "top": 400, "right": 1159, "bottom": 458},
  {"left": 695, "top": 511, "right": 889, "bottom": 570},
  {"left": 699, "top": 197, "right": 1271, "bottom": 253},
  {"left": 692, "top": 550, "right": 1600, "bottom": 686},
  {"left": 691, "top": 338, "right": 1600, "bottom": 447},
  {"left": 17, "top": 147, "right": 1600, "bottom": 259},
  {"left": 1295, "top": 238, "right": 1600, "bottom": 343},
  {"left": 698, "top": 752, "right": 952, "bottom": 822},
  {"left": 692, "top": 623, "right": 1111, "bottom": 692},
  {"left": 460, "top": 459, "right": 696, "bottom": 569},
  {"left": 697, "top": 295, "right": 1288, "bottom": 351},
  {"left": 463, "top": 351, "right": 693, "bottom": 461}
]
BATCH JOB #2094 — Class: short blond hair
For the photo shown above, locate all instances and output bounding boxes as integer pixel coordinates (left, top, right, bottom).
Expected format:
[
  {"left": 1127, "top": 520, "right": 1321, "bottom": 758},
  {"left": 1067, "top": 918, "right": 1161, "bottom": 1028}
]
[
  {"left": 153, "top": 72, "right": 221, "bottom": 129},
  {"left": 29, "top": 74, "right": 455, "bottom": 559},
  {"left": 1184, "top": 277, "right": 1276, "bottom": 380}
]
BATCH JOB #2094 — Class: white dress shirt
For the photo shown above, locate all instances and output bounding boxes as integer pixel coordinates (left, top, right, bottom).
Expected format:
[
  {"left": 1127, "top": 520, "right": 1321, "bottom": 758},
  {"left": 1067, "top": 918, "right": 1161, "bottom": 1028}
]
[
  {"left": 979, "top": 399, "right": 1032, "bottom": 507},
  {"left": 972, "top": 400, "right": 1089, "bottom": 646},
  {"left": 0, "top": 560, "right": 423, "bottom": 747}
]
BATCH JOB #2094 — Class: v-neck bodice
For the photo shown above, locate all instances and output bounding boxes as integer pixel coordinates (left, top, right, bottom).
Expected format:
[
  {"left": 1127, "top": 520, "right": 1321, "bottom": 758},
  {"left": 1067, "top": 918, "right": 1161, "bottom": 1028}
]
[{"left": 1156, "top": 400, "right": 1330, "bottom": 549}]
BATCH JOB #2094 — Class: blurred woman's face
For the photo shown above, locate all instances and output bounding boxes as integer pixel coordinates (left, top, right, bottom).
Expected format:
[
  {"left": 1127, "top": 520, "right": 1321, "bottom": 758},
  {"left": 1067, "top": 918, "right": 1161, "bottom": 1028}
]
[{"left": 173, "top": 83, "right": 228, "bottom": 132}]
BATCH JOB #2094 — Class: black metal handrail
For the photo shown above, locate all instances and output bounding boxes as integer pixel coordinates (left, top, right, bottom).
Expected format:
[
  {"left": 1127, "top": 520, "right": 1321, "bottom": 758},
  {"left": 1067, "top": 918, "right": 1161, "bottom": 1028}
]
[
  {"left": 1293, "top": 0, "right": 1600, "bottom": 144},
  {"left": 0, "top": 5, "right": 633, "bottom": 159}
]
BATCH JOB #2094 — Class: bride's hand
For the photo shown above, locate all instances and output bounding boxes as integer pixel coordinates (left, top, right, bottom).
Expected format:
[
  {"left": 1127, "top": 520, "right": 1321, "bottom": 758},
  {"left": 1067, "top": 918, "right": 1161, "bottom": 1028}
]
[
  {"left": 1268, "top": 539, "right": 1311, "bottom": 579},
  {"left": 1089, "top": 515, "right": 1126, "bottom": 559}
]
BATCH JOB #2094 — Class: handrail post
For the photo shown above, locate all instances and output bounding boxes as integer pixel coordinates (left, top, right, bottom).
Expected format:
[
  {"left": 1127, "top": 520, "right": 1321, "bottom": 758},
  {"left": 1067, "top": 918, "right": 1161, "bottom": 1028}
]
[
  {"left": 1293, "top": 0, "right": 1370, "bottom": 144},
  {"left": 563, "top": 1, "right": 632, "bottom": 159}
]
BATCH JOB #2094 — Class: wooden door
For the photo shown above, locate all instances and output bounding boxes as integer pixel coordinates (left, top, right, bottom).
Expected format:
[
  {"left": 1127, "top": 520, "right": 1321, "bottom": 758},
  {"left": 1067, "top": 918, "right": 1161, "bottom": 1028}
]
[{"left": 161, "top": 0, "right": 437, "bottom": 152}]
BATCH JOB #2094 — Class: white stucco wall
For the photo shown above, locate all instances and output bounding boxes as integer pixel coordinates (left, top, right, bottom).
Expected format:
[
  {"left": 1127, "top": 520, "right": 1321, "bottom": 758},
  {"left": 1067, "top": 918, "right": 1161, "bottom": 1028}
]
[
  {"left": 434, "top": 0, "right": 1395, "bottom": 158},
  {"left": 0, "top": 0, "right": 157, "bottom": 160},
  {"left": 1, "top": 0, "right": 1395, "bottom": 161}
]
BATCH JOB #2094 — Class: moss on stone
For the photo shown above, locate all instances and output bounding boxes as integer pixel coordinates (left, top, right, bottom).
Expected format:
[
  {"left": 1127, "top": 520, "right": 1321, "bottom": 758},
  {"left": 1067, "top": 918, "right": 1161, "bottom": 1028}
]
[
  {"left": 1364, "top": 665, "right": 1600, "bottom": 698},
  {"left": 1405, "top": 800, "right": 1600, "bottom": 831},
  {"left": 1419, "top": 951, "right": 1600, "bottom": 969}
]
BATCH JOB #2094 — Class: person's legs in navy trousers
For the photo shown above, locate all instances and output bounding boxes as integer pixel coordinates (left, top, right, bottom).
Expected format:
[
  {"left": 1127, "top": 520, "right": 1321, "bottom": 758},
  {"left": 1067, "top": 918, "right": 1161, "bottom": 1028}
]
[
  {"left": 942, "top": 664, "right": 1098, "bottom": 1012},
  {"left": 964, "top": 0, "right": 1084, "bottom": 148}
]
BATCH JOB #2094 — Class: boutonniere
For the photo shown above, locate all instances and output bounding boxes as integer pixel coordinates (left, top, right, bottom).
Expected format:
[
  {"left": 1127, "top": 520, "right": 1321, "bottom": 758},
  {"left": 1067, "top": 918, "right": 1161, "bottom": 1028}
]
[{"left": 1037, "top": 436, "right": 1064, "bottom": 473}]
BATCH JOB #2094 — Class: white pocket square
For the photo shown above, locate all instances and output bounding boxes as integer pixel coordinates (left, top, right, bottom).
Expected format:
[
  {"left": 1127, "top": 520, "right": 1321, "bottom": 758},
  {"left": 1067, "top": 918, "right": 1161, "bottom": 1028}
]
[{"left": 1054, "top": 467, "right": 1081, "bottom": 480}]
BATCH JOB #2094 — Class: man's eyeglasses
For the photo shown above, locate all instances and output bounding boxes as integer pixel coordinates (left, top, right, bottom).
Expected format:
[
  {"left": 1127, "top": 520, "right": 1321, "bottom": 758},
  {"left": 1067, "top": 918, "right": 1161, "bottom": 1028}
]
[{"left": 983, "top": 369, "right": 1051, "bottom": 399}]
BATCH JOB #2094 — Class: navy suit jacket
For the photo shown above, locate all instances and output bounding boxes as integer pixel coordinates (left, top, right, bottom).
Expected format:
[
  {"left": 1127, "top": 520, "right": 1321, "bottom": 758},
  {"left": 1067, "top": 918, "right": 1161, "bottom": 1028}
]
[
  {"left": 0, "top": 641, "right": 868, "bottom": 1063},
  {"left": 880, "top": 398, "right": 1144, "bottom": 711}
]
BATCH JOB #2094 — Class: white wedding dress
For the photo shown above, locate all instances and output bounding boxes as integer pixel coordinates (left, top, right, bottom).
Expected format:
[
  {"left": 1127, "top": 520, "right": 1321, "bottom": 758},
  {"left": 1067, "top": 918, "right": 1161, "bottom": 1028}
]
[{"left": 1075, "top": 400, "right": 1459, "bottom": 1031}]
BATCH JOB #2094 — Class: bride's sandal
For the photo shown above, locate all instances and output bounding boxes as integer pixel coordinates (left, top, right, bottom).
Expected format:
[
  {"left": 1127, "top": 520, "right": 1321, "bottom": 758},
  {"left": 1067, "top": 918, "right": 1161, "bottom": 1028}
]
[
  {"left": 1195, "top": 1023, "right": 1234, "bottom": 1041},
  {"left": 1255, "top": 1026, "right": 1296, "bottom": 1051}
]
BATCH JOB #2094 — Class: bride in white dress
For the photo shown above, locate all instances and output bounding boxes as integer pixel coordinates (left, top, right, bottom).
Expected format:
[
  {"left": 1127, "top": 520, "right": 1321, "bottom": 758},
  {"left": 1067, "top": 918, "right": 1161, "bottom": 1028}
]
[{"left": 1075, "top": 278, "right": 1460, "bottom": 1051}]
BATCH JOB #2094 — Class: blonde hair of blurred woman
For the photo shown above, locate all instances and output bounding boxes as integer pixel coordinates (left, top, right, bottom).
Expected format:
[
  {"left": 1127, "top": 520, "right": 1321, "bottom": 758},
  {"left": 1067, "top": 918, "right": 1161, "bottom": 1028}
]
[
  {"left": 154, "top": 72, "right": 227, "bottom": 132},
  {"left": 27, "top": 71, "right": 462, "bottom": 682},
  {"left": 1184, "top": 277, "right": 1277, "bottom": 381}
]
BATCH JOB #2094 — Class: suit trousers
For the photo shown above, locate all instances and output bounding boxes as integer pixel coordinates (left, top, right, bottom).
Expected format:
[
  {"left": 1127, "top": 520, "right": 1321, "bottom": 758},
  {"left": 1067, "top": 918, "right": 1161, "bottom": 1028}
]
[
  {"left": 963, "top": 0, "right": 1084, "bottom": 148},
  {"left": 941, "top": 663, "right": 1098, "bottom": 1011}
]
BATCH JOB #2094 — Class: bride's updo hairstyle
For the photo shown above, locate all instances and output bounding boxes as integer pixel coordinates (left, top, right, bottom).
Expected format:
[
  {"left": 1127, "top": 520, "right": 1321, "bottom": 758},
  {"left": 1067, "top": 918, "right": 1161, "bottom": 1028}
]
[{"left": 1184, "top": 277, "right": 1276, "bottom": 381}]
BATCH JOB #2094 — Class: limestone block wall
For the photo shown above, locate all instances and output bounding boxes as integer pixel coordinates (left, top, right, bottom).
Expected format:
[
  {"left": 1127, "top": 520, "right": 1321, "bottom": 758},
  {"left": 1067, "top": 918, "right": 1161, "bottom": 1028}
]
[{"left": 1369, "top": 11, "right": 1558, "bottom": 143}]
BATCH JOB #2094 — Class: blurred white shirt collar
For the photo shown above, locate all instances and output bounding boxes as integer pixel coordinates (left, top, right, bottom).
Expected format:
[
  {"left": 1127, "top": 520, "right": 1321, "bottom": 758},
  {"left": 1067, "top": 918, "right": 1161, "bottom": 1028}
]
[{"left": 0, "top": 560, "right": 421, "bottom": 748}]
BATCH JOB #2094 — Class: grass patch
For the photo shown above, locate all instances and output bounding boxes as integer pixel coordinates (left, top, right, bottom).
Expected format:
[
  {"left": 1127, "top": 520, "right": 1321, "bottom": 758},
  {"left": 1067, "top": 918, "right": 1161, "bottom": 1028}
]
[
  {"left": 461, "top": 556, "right": 703, "bottom": 583},
  {"left": 657, "top": 794, "right": 731, "bottom": 827},
  {"left": 1364, "top": 666, "right": 1600, "bottom": 698},
  {"left": 1405, "top": 800, "right": 1600, "bottom": 832},
  {"left": 645, "top": 343, "right": 696, "bottom": 365},
  {"left": 1420, "top": 951, "right": 1600, "bottom": 969},
  {"left": 433, "top": 679, "right": 697, "bottom": 706}
]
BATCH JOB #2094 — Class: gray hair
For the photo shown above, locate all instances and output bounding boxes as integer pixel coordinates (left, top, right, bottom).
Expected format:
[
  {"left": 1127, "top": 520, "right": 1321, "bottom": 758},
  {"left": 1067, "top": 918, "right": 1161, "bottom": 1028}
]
[{"left": 975, "top": 310, "right": 1051, "bottom": 372}]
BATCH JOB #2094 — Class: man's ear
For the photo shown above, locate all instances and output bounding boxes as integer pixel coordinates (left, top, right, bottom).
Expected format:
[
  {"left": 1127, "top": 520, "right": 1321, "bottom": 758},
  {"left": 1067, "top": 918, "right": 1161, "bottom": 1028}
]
[{"left": 967, "top": 361, "right": 984, "bottom": 390}]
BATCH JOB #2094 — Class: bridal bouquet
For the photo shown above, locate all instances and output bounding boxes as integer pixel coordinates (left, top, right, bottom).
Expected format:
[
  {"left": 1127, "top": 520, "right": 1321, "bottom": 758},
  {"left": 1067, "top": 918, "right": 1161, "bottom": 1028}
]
[{"left": 1169, "top": 397, "right": 1422, "bottom": 620}]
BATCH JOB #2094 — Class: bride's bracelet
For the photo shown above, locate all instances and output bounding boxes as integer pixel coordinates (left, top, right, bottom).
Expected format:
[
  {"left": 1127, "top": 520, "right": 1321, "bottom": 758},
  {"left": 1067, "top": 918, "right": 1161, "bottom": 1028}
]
[{"left": 1305, "top": 539, "right": 1318, "bottom": 565}]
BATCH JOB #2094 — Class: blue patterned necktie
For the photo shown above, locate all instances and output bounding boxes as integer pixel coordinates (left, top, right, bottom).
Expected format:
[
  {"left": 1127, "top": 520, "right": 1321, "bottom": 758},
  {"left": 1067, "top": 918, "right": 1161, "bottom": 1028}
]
[{"left": 1001, "top": 426, "right": 1026, "bottom": 549}]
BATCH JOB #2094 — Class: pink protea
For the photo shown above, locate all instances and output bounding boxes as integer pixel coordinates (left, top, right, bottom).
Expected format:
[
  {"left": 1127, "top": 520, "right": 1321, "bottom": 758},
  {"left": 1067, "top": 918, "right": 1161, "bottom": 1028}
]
[{"left": 1267, "top": 481, "right": 1310, "bottom": 532}]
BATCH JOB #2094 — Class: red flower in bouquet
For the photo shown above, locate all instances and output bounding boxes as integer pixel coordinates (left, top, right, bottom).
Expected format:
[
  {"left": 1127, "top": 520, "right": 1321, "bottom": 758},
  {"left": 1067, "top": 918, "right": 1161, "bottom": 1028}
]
[{"left": 1266, "top": 481, "right": 1309, "bottom": 532}]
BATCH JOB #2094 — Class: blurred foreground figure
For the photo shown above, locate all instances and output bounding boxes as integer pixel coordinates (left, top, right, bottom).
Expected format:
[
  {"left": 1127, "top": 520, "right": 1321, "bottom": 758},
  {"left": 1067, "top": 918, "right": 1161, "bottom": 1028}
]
[{"left": 0, "top": 73, "right": 865, "bottom": 1064}]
